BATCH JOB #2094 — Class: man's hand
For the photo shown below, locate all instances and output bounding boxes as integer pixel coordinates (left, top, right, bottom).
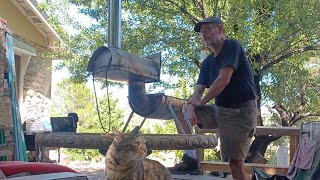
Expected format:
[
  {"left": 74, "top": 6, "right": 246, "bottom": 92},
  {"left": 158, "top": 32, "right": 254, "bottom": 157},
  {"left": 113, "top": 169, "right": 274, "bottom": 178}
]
[
  {"left": 184, "top": 104, "right": 200, "bottom": 126},
  {"left": 188, "top": 96, "right": 204, "bottom": 107}
]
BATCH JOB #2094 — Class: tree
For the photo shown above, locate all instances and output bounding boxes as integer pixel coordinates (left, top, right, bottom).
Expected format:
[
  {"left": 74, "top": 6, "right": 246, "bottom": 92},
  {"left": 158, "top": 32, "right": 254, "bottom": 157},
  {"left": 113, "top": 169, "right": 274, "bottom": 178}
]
[
  {"left": 43, "top": 0, "right": 320, "bottom": 162},
  {"left": 51, "top": 78, "right": 125, "bottom": 160}
]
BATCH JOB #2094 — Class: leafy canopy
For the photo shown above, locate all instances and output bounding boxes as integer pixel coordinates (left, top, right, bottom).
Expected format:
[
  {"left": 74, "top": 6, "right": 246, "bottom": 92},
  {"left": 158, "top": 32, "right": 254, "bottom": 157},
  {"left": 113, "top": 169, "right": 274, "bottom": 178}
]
[{"left": 43, "top": 0, "right": 319, "bottom": 125}]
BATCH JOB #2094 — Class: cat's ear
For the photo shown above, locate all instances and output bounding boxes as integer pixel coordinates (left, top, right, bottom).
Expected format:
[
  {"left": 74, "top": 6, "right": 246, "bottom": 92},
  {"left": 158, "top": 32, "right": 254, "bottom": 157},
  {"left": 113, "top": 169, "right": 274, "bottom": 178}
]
[
  {"left": 113, "top": 128, "right": 120, "bottom": 135},
  {"left": 130, "top": 126, "right": 140, "bottom": 134}
]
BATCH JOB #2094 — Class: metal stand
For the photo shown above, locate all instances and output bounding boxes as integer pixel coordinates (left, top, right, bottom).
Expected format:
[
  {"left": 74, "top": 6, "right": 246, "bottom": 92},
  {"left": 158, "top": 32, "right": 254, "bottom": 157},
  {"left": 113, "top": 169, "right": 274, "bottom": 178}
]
[
  {"left": 122, "top": 102, "right": 193, "bottom": 135},
  {"left": 37, "top": 145, "right": 45, "bottom": 162},
  {"left": 182, "top": 104, "right": 194, "bottom": 134},
  {"left": 122, "top": 110, "right": 134, "bottom": 133},
  {"left": 168, "top": 102, "right": 185, "bottom": 134}
]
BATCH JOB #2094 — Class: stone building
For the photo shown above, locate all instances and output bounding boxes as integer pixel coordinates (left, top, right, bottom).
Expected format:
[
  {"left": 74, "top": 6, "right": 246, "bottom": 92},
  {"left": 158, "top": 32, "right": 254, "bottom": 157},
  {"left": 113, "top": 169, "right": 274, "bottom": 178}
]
[{"left": 0, "top": 0, "right": 60, "bottom": 128}]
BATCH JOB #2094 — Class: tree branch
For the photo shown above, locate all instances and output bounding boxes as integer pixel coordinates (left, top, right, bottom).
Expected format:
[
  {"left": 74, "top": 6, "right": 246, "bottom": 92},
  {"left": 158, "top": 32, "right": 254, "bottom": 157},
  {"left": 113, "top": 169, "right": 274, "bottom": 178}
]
[
  {"left": 272, "top": 104, "right": 290, "bottom": 126},
  {"left": 260, "top": 45, "right": 320, "bottom": 72},
  {"left": 299, "top": 82, "right": 307, "bottom": 108},
  {"left": 164, "top": 0, "right": 198, "bottom": 24},
  {"left": 310, "top": 82, "right": 320, "bottom": 95},
  {"left": 192, "top": 0, "right": 206, "bottom": 18},
  {"left": 259, "top": 24, "right": 297, "bottom": 63},
  {"left": 290, "top": 112, "right": 320, "bottom": 126},
  {"left": 133, "top": 0, "right": 180, "bottom": 16}
]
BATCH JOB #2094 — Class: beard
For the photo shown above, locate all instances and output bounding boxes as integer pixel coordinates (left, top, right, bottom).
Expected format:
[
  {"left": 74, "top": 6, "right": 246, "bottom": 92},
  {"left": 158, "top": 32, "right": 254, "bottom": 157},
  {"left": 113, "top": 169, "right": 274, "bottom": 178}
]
[{"left": 204, "top": 36, "right": 219, "bottom": 48}]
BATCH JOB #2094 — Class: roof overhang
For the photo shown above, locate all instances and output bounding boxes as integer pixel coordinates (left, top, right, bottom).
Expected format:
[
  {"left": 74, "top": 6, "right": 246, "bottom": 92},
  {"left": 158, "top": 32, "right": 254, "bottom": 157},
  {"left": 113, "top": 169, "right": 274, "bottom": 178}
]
[{"left": 10, "top": 0, "right": 61, "bottom": 49}]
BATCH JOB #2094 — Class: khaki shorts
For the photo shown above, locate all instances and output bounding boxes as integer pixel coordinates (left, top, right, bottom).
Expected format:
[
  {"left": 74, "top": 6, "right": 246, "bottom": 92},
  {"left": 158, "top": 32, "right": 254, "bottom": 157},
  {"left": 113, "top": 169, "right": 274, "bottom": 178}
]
[{"left": 195, "top": 105, "right": 257, "bottom": 160}]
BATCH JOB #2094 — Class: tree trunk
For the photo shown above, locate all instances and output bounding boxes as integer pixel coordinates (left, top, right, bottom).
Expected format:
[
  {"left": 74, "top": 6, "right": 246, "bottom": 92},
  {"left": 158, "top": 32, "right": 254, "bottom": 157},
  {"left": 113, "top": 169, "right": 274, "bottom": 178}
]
[
  {"left": 246, "top": 135, "right": 280, "bottom": 163},
  {"left": 246, "top": 73, "right": 281, "bottom": 163},
  {"left": 254, "top": 74, "right": 263, "bottom": 126}
]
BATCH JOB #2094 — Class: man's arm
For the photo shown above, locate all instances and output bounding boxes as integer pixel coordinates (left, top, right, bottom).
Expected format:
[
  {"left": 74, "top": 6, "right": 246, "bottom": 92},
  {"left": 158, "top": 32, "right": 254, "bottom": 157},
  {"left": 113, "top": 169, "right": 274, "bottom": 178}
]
[
  {"left": 201, "top": 66, "right": 234, "bottom": 105},
  {"left": 190, "top": 84, "right": 206, "bottom": 100},
  {"left": 189, "top": 66, "right": 234, "bottom": 107},
  {"left": 185, "top": 85, "right": 205, "bottom": 126}
]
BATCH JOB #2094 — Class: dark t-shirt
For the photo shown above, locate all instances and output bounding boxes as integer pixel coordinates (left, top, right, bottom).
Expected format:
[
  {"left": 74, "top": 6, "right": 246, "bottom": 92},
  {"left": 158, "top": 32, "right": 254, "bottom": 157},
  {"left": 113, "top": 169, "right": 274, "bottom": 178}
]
[{"left": 197, "top": 38, "right": 256, "bottom": 106}]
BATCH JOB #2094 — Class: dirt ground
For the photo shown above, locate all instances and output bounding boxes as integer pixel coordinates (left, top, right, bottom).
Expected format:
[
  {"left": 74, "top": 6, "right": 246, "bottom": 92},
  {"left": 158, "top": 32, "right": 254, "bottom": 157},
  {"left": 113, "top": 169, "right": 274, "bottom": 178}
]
[
  {"left": 65, "top": 161, "right": 231, "bottom": 180},
  {"left": 66, "top": 161, "right": 105, "bottom": 180}
]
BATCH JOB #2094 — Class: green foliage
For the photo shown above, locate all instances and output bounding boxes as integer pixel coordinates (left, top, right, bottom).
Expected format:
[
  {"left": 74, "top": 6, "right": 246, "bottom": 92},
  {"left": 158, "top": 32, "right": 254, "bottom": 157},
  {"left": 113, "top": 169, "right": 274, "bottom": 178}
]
[
  {"left": 44, "top": 0, "right": 320, "bottom": 161},
  {"left": 204, "top": 149, "right": 221, "bottom": 161},
  {"left": 51, "top": 78, "right": 94, "bottom": 118},
  {"left": 62, "top": 148, "right": 100, "bottom": 161},
  {"left": 60, "top": 0, "right": 319, "bottom": 118},
  {"left": 51, "top": 78, "right": 125, "bottom": 160}
]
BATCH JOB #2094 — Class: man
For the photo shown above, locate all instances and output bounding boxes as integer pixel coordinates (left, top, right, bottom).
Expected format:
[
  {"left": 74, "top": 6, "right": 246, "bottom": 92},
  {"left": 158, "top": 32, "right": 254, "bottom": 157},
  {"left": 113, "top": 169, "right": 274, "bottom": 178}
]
[{"left": 169, "top": 16, "right": 257, "bottom": 180}]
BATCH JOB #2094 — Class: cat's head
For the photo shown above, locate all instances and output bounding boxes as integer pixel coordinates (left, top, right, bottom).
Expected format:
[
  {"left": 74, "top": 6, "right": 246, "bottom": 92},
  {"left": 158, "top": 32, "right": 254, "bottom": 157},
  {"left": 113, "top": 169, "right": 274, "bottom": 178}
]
[{"left": 109, "top": 126, "right": 147, "bottom": 161}]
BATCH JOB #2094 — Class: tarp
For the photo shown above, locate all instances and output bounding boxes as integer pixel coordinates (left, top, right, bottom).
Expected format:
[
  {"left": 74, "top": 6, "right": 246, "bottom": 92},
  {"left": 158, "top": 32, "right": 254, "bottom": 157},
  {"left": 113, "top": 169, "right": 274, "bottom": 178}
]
[
  {"left": 292, "top": 142, "right": 320, "bottom": 180},
  {"left": 0, "top": 161, "right": 77, "bottom": 176}
]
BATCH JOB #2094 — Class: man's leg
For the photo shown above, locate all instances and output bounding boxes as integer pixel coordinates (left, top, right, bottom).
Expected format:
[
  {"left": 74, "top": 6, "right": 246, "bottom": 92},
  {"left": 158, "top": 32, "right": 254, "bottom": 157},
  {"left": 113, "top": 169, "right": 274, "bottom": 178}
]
[
  {"left": 229, "top": 159, "right": 246, "bottom": 180},
  {"left": 216, "top": 106, "right": 257, "bottom": 180}
]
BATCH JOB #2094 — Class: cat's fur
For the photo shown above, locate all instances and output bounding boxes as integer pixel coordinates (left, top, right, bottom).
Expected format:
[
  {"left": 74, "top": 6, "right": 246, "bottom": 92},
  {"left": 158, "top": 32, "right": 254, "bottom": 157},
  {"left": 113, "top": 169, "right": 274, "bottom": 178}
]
[{"left": 105, "top": 127, "right": 172, "bottom": 180}]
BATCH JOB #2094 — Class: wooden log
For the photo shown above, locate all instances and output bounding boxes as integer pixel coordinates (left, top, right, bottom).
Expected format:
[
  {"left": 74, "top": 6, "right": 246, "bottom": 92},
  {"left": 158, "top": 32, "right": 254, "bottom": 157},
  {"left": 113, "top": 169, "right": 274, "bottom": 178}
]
[{"left": 35, "top": 132, "right": 217, "bottom": 150}]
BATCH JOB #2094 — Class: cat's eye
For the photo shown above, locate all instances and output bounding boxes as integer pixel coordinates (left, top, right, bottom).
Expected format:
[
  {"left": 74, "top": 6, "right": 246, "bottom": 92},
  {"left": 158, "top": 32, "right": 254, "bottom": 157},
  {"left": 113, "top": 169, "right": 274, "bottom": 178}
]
[{"left": 129, "top": 142, "right": 140, "bottom": 149}]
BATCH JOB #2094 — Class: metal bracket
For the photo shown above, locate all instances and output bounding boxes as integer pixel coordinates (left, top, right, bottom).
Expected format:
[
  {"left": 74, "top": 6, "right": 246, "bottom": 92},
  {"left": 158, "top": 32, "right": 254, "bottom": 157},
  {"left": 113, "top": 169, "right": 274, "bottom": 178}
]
[
  {"left": 122, "top": 111, "right": 147, "bottom": 133},
  {"left": 122, "top": 110, "right": 134, "bottom": 133},
  {"left": 168, "top": 102, "right": 185, "bottom": 134},
  {"left": 182, "top": 104, "right": 194, "bottom": 134},
  {"left": 123, "top": 102, "right": 193, "bottom": 135},
  {"left": 139, "top": 117, "right": 147, "bottom": 130}
]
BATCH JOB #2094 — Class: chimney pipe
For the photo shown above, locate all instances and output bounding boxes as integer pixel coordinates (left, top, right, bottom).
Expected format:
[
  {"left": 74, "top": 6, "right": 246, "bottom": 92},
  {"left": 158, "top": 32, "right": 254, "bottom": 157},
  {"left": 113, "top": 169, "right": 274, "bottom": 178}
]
[{"left": 108, "top": 0, "right": 121, "bottom": 48}]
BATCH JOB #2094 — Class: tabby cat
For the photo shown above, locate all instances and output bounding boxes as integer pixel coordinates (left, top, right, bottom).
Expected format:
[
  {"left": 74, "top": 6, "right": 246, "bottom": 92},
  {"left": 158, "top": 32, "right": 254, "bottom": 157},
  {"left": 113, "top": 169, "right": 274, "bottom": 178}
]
[{"left": 105, "top": 127, "right": 173, "bottom": 180}]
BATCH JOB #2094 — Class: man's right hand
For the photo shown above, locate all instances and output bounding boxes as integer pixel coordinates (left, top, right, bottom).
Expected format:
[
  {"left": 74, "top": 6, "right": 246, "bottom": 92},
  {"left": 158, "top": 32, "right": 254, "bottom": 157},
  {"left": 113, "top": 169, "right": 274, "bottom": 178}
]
[{"left": 185, "top": 104, "right": 200, "bottom": 126}]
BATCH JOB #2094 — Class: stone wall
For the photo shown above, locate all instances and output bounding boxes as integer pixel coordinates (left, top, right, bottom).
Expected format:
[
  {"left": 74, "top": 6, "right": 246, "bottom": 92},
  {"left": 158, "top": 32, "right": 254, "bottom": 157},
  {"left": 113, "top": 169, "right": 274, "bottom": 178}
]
[
  {"left": 23, "top": 58, "right": 51, "bottom": 122},
  {"left": 0, "top": 17, "right": 13, "bottom": 126},
  {"left": 0, "top": 16, "right": 52, "bottom": 126}
]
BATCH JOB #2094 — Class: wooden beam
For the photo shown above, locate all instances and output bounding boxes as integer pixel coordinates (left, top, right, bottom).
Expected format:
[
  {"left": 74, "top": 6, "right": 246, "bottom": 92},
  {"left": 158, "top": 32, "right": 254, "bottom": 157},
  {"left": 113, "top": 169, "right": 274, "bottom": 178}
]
[
  {"left": 0, "top": 143, "right": 16, "bottom": 147},
  {"left": 16, "top": 0, "right": 25, "bottom": 3},
  {"left": 289, "top": 135, "right": 298, "bottom": 163},
  {"left": 0, "top": 150, "right": 13, "bottom": 156},
  {"left": 255, "top": 126, "right": 300, "bottom": 136},
  {"left": 32, "top": 17, "right": 43, "bottom": 24},
  {"left": 201, "top": 161, "right": 289, "bottom": 175},
  {"left": 26, "top": 11, "right": 37, "bottom": 17},
  {"left": 196, "top": 126, "right": 300, "bottom": 136}
]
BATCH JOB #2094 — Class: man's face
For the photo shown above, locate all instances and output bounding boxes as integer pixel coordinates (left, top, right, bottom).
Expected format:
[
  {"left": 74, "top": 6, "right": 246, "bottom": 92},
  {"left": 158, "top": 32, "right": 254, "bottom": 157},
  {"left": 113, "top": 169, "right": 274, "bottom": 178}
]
[{"left": 199, "top": 23, "right": 220, "bottom": 47}]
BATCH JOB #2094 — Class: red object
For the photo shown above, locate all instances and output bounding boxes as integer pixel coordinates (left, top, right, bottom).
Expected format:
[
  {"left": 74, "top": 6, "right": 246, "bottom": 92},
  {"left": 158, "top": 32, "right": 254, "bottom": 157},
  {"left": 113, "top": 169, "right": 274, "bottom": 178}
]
[{"left": 0, "top": 161, "right": 78, "bottom": 176}]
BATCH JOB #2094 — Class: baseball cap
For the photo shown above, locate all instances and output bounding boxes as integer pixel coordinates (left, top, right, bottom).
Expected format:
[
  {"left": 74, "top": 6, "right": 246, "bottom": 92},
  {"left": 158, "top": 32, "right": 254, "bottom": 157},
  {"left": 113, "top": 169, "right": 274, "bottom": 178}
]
[{"left": 194, "top": 16, "right": 223, "bottom": 32}]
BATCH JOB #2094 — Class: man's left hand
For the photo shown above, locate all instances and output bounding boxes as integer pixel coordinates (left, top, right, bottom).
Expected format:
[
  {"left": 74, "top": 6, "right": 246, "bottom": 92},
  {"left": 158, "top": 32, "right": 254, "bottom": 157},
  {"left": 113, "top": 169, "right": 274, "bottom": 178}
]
[{"left": 188, "top": 96, "right": 204, "bottom": 107}]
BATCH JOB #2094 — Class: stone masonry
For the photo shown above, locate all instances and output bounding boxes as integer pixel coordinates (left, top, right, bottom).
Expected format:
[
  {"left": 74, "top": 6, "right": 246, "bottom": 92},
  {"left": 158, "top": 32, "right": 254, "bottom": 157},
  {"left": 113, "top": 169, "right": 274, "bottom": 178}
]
[
  {"left": 23, "top": 58, "right": 51, "bottom": 122},
  {"left": 0, "top": 17, "right": 13, "bottom": 126},
  {"left": 0, "top": 16, "right": 51, "bottom": 127}
]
